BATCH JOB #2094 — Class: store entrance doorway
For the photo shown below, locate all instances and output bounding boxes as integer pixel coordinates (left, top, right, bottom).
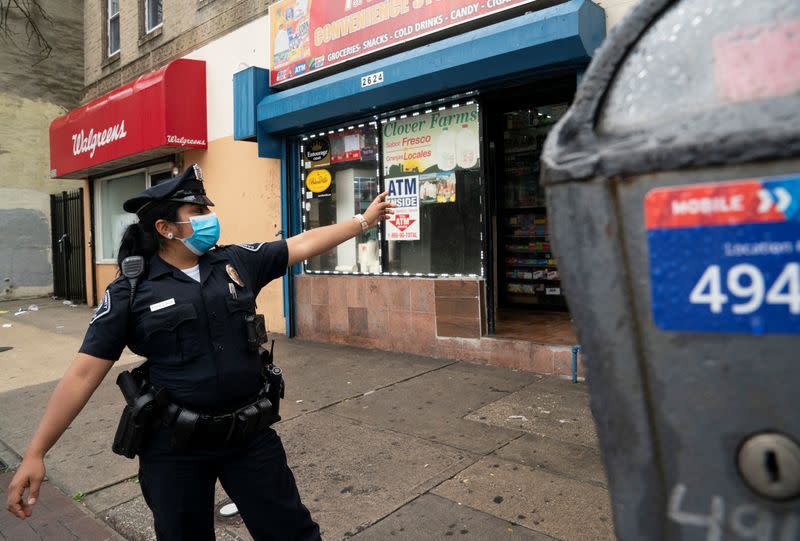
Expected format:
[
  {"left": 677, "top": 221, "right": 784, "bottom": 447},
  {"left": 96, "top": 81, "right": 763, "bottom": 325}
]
[{"left": 485, "top": 77, "right": 577, "bottom": 345}]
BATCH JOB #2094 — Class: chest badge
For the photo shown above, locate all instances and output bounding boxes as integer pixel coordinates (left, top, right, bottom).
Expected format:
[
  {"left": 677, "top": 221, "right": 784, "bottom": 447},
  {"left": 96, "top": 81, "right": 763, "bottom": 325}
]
[{"left": 226, "top": 264, "right": 245, "bottom": 288}]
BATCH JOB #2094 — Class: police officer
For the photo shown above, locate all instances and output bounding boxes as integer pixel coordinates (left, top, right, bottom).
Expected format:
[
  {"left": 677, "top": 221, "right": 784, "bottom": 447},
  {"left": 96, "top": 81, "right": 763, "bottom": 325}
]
[{"left": 6, "top": 164, "right": 394, "bottom": 540}]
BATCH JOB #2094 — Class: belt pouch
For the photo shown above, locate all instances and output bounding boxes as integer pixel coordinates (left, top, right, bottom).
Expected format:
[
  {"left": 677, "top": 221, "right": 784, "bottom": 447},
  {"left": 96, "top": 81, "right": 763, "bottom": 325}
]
[
  {"left": 237, "top": 405, "right": 261, "bottom": 439},
  {"left": 172, "top": 409, "right": 200, "bottom": 450}
]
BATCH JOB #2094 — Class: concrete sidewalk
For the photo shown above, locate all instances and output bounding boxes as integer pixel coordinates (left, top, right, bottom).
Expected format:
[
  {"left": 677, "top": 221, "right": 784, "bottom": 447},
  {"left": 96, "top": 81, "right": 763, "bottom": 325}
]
[{"left": 0, "top": 298, "right": 613, "bottom": 540}]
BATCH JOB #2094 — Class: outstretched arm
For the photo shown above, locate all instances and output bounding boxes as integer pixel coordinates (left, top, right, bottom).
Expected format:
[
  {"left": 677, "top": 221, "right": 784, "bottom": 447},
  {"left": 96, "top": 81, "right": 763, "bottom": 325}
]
[
  {"left": 6, "top": 353, "right": 114, "bottom": 519},
  {"left": 286, "top": 191, "right": 393, "bottom": 267}
]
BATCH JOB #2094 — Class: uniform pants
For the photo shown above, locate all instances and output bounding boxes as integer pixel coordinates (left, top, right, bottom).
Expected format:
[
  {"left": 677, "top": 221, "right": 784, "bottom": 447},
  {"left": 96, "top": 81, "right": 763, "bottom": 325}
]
[{"left": 138, "top": 426, "right": 321, "bottom": 541}]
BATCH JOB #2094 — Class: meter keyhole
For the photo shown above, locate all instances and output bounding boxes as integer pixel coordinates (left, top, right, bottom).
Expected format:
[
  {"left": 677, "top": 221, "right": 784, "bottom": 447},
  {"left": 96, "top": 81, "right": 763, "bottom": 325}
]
[{"left": 764, "top": 450, "right": 780, "bottom": 483}]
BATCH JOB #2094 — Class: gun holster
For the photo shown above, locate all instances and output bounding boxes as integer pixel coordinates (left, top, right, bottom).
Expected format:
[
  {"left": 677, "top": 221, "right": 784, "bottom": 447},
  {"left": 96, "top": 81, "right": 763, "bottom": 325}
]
[{"left": 112, "top": 362, "right": 166, "bottom": 459}]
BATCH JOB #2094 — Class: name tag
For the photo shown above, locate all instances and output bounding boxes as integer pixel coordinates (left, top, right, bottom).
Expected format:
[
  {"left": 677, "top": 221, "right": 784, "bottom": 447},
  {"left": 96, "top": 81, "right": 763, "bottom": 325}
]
[{"left": 149, "top": 298, "right": 176, "bottom": 312}]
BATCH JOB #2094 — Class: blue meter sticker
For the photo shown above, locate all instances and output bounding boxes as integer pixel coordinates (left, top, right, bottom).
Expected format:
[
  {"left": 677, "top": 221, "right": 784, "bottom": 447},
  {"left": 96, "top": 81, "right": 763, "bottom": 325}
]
[{"left": 645, "top": 175, "right": 800, "bottom": 334}]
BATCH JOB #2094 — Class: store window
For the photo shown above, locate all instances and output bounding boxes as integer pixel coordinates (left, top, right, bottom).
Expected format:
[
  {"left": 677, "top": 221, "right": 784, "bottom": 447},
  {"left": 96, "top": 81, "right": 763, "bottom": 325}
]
[
  {"left": 382, "top": 102, "right": 483, "bottom": 276},
  {"left": 297, "top": 101, "right": 484, "bottom": 277},
  {"left": 108, "top": 0, "right": 120, "bottom": 56},
  {"left": 144, "top": 0, "right": 163, "bottom": 33},
  {"left": 94, "top": 164, "right": 173, "bottom": 262},
  {"left": 300, "top": 124, "right": 380, "bottom": 273}
]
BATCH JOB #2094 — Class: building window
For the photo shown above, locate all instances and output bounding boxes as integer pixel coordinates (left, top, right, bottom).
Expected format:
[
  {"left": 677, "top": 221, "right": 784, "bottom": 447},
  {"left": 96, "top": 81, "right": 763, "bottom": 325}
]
[
  {"left": 301, "top": 124, "right": 381, "bottom": 273},
  {"left": 297, "top": 100, "right": 484, "bottom": 277},
  {"left": 108, "top": 0, "right": 120, "bottom": 56},
  {"left": 144, "top": 0, "right": 163, "bottom": 33},
  {"left": 94, "top": 164, "right": 173, "bottom": 262}
]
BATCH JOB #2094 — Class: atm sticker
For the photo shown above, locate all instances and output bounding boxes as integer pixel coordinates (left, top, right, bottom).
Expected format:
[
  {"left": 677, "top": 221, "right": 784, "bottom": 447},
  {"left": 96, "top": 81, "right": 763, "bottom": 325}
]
[{"left": 645, "top": 174, "right": 800, "bottom": 334}]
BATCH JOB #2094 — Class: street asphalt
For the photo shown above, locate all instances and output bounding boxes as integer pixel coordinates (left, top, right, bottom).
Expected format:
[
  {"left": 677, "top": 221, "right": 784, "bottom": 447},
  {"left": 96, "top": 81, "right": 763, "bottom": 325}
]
[{"left": 0, "top": 297, "right": 614, "bottom": 540}]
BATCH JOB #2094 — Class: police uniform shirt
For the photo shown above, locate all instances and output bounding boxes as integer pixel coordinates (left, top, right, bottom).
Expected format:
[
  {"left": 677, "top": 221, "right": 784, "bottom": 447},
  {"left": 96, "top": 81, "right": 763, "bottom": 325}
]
[{"left": 79, "top": 241, "right": 288, "bottom": 413}]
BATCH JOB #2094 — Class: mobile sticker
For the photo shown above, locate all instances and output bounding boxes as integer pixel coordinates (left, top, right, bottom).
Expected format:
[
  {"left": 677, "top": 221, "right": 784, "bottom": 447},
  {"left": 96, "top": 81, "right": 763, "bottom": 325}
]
[{"left": 645, "top": 174, "right": 800, "bottom": 334}]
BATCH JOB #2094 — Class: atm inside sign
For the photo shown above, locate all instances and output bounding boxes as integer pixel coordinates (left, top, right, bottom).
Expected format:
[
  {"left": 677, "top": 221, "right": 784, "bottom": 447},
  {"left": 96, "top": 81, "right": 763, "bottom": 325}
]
[{"left": 645, "top": 175, "right": 800, "bottom": 334}]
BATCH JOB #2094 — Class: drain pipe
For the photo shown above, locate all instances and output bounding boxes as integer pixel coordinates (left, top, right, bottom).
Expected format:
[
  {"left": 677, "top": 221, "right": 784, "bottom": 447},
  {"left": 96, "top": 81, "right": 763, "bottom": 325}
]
[{"left": 571, "top": 345, "right": 581, "bottom": 383}]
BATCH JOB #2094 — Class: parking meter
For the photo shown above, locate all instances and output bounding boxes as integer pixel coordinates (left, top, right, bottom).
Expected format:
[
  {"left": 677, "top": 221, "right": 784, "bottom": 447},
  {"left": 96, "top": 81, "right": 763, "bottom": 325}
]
[{"left": 541, "top": 1, "right": 800, "bottom": 540}]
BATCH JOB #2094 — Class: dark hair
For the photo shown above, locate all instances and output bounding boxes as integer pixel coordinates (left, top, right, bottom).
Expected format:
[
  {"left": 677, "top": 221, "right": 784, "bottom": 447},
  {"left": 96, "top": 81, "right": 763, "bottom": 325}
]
[{"left": 117, "top": 201, "right": 183, "bottom": 268}]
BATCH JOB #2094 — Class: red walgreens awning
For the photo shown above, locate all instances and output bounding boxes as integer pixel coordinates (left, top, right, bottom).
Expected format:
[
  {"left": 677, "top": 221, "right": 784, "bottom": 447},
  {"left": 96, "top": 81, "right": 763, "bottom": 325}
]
[{"left": 50, "top": 59, "right": 207, "bottom": 179}]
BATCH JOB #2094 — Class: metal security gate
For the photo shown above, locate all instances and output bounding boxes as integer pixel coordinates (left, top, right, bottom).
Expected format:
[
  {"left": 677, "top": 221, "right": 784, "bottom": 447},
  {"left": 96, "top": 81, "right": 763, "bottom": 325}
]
[{"left": 50, "top": 189, "right": 86, "bottom": 303}]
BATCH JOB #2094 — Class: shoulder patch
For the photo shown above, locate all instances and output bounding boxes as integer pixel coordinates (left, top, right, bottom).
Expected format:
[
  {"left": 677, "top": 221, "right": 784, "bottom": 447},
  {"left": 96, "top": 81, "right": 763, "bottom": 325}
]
[
  {"left": 90, "top": 290, "right": 112, "bottom": 325},
  {"left": 237, "top": 243, "right": 265, "bottom": 252}
]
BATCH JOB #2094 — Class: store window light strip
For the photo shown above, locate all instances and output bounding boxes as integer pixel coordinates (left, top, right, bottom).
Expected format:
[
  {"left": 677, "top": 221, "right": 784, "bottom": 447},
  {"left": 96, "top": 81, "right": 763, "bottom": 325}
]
[
  {"left": 318, "top": 132, "right": 325, "bottom": 136},
  {"left": 380, "top": 119, "right": 387, "bottom": 124},
  {"left": 302, "top": 137, "right": 308, "bottom": 141},
  {"left": 400, "top": 114, "right": 407, "bottom": 119},
  {"left": 425, "top": 109, "right": 432, "bottom": 114},
  {"left": 438, "top": 106, "right": 446, "bottom": 111},
  {"left": 412, "top": 112, "right": 420, "bottom": 117},
  {"left": 338, "top": 128, "right": 344, "bottom": 132},
  {"left": 348, "top": 126, "right": 354, "bottom": 130},
  {"left": 358, "top": 123, "right": 365, "bottom": 128}
]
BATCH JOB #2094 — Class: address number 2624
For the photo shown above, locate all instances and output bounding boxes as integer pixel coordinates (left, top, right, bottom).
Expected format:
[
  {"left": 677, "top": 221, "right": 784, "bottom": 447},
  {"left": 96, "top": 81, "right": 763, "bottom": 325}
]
[{"left": 689, "top": 263, "right": 800, "bottom": 315}]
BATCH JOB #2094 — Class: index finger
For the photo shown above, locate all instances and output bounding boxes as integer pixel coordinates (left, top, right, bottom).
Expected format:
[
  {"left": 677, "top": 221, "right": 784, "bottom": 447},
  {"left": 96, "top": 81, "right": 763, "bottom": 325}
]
[{"left": 374, "top": 191, "right": 389, "bottom": 202}]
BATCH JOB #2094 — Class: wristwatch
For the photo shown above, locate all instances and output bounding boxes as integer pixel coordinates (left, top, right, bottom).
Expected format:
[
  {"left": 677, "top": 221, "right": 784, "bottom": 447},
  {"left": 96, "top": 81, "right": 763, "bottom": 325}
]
[{"left": 354, "top": 213, "right": 369, "bottom": 231}]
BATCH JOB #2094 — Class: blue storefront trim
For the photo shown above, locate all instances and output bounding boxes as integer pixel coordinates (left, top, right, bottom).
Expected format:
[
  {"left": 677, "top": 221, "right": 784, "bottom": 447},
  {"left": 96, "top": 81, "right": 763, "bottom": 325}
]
[{"left": 232, "top": 67, "right": 272, "bottom": 141}]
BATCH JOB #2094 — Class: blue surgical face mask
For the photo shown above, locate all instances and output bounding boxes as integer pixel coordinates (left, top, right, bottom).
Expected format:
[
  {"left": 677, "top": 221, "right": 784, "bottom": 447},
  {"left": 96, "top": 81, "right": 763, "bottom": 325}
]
[{"left": 174, "top": 212, "right": 220, "bottom": 255}]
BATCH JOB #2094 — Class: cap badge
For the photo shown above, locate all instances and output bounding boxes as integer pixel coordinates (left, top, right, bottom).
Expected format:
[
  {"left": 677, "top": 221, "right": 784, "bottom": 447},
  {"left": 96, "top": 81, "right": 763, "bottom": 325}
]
[
  {"left": 192, "top": 164, "right": 204, "bottom": 181},
  {"left": 226, "top": 264, "right": 244, "bottom": 288}
]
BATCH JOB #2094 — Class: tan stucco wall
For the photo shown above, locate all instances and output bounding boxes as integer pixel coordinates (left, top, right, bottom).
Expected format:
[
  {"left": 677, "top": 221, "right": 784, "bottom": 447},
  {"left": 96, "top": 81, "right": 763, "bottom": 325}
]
[
  {"left": 184, "top": 137, "right": 286, "bottom": 334},
  {"left": 95, "top": 263, "right": 118, "bottom": 304}
]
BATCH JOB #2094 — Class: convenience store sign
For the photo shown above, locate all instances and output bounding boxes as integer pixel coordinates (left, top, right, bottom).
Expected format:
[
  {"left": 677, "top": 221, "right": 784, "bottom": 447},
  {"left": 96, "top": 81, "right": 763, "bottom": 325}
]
[{"left": 269, "top": 0, "right": 540, "bottom": 87}]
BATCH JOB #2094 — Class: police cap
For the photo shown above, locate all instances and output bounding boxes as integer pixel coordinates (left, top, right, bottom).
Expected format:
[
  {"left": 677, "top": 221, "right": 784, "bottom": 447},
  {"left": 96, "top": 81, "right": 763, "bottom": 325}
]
[{"left": 123, "top": 164, "right": 215, "bottom": 215}]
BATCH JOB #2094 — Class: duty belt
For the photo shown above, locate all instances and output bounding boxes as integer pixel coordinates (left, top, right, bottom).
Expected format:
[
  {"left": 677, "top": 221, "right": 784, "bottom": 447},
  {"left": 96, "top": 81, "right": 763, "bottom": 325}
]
[
  {"left": 112, "top": 361, "right": 285, "bottom": 458},
  {"left": 162, "top": 391, "right": 278, "bottom": 449}
]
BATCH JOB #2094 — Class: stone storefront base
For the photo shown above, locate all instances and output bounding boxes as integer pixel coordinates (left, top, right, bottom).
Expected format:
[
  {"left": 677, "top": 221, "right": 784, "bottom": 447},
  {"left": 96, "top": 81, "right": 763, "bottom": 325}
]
[{"left": 293, "top": 275, "right": 584, "bottom": 378}]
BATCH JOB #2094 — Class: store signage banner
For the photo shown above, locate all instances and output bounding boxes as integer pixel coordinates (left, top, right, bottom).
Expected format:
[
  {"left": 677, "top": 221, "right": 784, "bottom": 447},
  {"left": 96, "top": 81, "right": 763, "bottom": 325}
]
[
  {"left": 382, "top": 103, "right": 480, "bottom": 176},
  {"left": 269, "top": 0, "right": 538, "bottom": 86},
  {"left": 386, "top": 175, "right": 420, "bottom": 241}
]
